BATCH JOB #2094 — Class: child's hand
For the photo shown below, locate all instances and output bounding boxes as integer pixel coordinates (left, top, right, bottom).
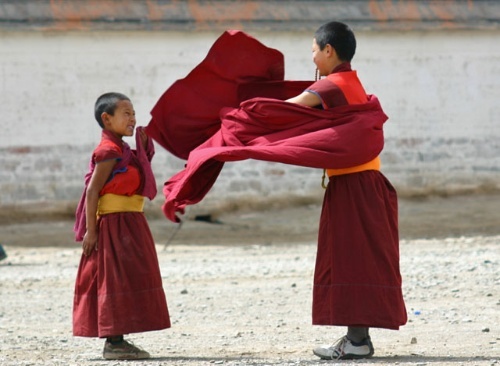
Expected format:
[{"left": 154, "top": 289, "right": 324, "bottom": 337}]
[
  {"left": 139, "top": 127, "right": 148, "bottom": 149},
  {"left": 82, "top": 230, "right": 98, "bottom": 256}
]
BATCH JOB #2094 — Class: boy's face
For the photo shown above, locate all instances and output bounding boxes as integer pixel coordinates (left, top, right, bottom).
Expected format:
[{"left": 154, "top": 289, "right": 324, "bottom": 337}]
[
  {"left": 102, "top": 100, "right": 136, "bottom": 138},
  {"left": 312, "top": 38, "right": 339, "bottom": 77}
]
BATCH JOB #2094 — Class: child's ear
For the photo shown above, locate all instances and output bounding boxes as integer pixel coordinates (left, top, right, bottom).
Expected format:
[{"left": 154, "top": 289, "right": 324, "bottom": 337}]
[
  {"left": 327, "top": 45, "right": 340, "bottom": 62},
  {"left": 101, "top": 112, "right": 111, "bottom": 127},
  {"left": 325, "top": 44, "right": 335, "bottom": 57}
]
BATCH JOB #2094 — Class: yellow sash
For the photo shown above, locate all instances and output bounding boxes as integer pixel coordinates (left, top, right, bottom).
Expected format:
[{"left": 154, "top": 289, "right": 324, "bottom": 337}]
[{"left": 97, "top": 194, "right": 144, "bottom": 215}]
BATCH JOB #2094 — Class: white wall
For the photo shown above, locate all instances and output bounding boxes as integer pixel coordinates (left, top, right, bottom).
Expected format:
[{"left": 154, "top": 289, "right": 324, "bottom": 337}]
[{"left": 1, "top": 29, "right": 499, "bottom": 212}]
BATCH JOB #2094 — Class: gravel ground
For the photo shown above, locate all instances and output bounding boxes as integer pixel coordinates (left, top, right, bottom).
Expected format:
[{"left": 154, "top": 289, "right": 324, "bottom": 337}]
[{"left": 0, "top": 194, "right": 499, "bottom": 365}]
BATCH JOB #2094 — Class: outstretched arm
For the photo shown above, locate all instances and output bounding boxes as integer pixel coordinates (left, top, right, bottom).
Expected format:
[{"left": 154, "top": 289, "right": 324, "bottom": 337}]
[{"left": 286, "top": 91, "right": 322, "bottom": 107}]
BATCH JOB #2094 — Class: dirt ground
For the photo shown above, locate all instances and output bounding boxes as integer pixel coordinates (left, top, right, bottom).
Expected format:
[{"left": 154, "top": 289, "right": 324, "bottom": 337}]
[{"left": 0, "top": 193, "right": 499, "bottom": 365}]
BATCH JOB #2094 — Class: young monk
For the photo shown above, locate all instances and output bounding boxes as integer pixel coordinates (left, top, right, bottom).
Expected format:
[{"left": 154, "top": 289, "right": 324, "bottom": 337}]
[
  {"left": 73, "top": 92, "right": 170, "bottom": 360},
  {"left": 287, "top": 21, "right": 407, "bottom": 360}
]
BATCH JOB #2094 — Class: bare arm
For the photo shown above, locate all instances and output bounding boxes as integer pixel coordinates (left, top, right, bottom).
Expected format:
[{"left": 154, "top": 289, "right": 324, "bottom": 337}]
[
  {"left": 286, "top": 91, "right": 322, "bottom": 107},
  {"left": 82, "top": 159, "right": 116, "bottom": 256}
]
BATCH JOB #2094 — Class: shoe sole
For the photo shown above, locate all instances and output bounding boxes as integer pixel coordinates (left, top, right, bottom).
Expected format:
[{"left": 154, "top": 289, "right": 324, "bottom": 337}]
[
  {"left": 104, "top": 355, "right": 150, "bottom": 360},
  {"left": 313, "top": 349, "right": 374, "bottom": 360}
]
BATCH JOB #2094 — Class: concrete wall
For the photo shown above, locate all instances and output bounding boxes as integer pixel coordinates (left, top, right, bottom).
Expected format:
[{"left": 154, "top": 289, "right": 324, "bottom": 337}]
[{"left": 1, "top": 29, "right": 499, "bottom": 215}]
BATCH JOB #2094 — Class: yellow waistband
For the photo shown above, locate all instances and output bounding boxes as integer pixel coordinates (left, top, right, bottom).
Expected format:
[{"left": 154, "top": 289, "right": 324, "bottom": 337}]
[
  {"left": 326, "top": 156, "right": 381, "bottom": 177},
  {"left": 97, "top": 194, "right": 144, "bottom": 215}
]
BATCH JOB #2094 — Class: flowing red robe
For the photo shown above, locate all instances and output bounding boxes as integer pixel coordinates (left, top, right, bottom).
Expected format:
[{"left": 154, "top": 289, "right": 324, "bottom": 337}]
[
  {"left": 146, "top": 30, "right": 374, "bottom": 222},
  {"left": 146, "top": 30, "right": 405, "bottom": 330},
  {"left": 155, "top": 96, "right": 386, "bottom": 222},
  {"left": 307, "top": 65, "right": 407, "bottom": 329}
]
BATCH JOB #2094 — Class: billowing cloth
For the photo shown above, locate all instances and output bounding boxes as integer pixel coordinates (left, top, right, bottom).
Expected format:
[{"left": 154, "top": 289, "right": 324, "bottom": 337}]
[
  {"left": 160, "top": 96, "right": 386, "bottom": 222},
  {"left": 146, "top": 29, "right": 405, "bottom": 330},
  {"left": 73, "top": 127, "right": 156, "bottom": 241},
  {"left": 146, "top": 30, "right": 386, "bottom": 222},
  {"left": 147, "top": 30, "right": 288, "bottom": 160}
]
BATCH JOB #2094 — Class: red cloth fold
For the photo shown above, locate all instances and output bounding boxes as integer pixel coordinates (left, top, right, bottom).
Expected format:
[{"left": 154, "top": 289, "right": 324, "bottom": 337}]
[
  {"left": 146, "top": 30, "right": 286, "bottom": 160},
  {"left": 145, "top": 30, "right": 387, "bottom": 223},
  {"left": 162, "top": 96, "right": 387, "bottom": 222}
]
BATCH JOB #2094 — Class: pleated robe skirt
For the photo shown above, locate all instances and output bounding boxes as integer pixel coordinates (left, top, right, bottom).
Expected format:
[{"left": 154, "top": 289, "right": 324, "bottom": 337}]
[
  {"left": 73, "top": 212, "right": 170, "bottom": 337},
  {"left": 313, "top": 170, "right": 407, "bottom": 329}
]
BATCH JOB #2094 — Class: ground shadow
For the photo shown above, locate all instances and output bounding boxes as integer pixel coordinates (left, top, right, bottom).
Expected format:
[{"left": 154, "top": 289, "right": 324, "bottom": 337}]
[{"left": 87, "top": 354, "right": 499, "bottom": 364}]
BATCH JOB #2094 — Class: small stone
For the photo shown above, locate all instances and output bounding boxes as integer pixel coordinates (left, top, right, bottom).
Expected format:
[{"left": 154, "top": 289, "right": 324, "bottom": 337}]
[
  {"left": 411, "top": 337, "right": 418, "bottom": 344},
  {"left": 482, "top": 327, "right": 490, "bottom": 333}
]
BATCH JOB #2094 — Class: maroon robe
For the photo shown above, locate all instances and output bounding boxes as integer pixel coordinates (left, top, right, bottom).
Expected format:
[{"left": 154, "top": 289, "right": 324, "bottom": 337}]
[
  {"left": 146, "top": 30, "right": 386, "bottom": 223},
  {"left": 159, "top": 96, "right": 386, "bottom": 222},
  {"left": 146, "top": 31, "right": 405, "bottom": 330},
  {"left": 308, "top": 64, "right": 407, "bottom": 329},
  {"left": 73, "top": 130, "right": 170, "bottom": 338}
]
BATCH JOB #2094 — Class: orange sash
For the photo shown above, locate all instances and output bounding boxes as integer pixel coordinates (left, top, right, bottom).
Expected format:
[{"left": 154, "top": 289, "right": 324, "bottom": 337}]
[{"left": 327, "top": 156, "right": 380, "bottom": 177}]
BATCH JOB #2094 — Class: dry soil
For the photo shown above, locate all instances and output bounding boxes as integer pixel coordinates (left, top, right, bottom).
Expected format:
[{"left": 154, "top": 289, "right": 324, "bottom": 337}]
[{"left": 0, "top": 194, "right": 499, "bottom": 365}]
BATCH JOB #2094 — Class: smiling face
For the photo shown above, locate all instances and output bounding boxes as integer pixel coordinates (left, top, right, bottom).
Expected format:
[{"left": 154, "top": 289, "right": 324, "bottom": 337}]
[
  {"left": 312, "top": 38, "right": 341, "bottom": 77},
  {"left": 102, "top": 99, "right": 136, "bottom": 139}
]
